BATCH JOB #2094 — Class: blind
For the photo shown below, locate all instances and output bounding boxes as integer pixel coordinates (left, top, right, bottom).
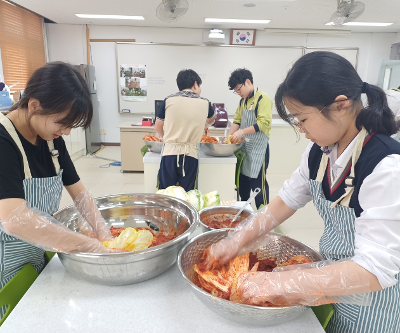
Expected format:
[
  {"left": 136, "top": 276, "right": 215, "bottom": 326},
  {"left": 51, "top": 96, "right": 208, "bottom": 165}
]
[{"left": 0, "top": 0, "right": 46, "bottom": 91}]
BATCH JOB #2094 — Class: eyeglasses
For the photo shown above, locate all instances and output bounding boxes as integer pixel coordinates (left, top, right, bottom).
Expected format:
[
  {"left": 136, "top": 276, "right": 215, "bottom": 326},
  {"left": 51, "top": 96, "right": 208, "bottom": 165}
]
[
  {"left": 287, "top": 99, "right": 349, "bottom": 130},
  {"left": 233, "top": 84, "right": 244, "bottom": 95},
  {"left": 287, "top": 105, "right": 328, "bottom": 130}
]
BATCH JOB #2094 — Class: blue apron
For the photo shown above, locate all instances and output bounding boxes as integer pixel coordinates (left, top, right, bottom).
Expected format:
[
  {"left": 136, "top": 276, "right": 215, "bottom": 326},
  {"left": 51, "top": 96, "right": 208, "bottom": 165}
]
[
  {"left": 0, "top": 114, "right": 63, "bottom": 320},
  {"left": 310, "top": 128, "right": 400, "bottom": 333}
]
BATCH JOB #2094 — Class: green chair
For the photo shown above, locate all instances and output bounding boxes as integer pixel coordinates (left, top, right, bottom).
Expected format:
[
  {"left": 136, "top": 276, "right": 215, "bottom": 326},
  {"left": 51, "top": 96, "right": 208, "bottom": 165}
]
[
  {"left": 312, "top": 304, "right": 335, "bottom": 330},
  {"left": 234, "top": 150, "right": 246, "bottom": 201},
  {"left": 0, "top": 263, "right": 39, "bottom": 326},
  {"left": 141, "top": 145, "right": 149, "bottom": 157},
  {"left": 45, "top": 251, "right": 55, "bottom": 262}
]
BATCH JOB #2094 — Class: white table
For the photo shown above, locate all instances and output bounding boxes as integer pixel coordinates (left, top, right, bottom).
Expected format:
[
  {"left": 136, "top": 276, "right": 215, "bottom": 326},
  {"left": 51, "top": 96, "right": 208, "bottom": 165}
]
[
  {"left": 144, "top": 150, "right": 237, "bottom": 200},
  {"left": 1, "top": 203, "right": 324, "bottom": 333}
]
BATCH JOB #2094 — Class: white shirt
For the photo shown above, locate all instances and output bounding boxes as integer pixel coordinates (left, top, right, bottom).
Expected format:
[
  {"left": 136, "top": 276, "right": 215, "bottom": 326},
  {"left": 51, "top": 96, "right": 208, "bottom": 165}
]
[{"left": 278, "top": 135, "right": 400, "bottom": 289}]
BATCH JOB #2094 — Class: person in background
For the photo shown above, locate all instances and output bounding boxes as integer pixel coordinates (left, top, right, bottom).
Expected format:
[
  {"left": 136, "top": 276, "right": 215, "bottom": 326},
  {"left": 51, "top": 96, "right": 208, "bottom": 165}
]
[
  {"left": 0, "top": 62, "right": 118, "bottom": 320},
  {"left": 154, "top": 69, "right": 216, "bottom": 191},
  {"left": 227, "top": 68, "right": 273, "bottom": 208},
  {"left": 201, "top": 52, "right": 400, "bottom": 333}
]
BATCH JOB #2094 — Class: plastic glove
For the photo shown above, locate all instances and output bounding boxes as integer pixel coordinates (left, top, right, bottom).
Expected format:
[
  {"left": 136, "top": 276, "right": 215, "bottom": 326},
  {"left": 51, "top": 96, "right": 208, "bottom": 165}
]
[
  {"left": 204, "top": 122, "right": 211, "bottom": 134},
  {"left": 74, "top": 188, "right": 113, "bottom": 242},
  {"left": 231, "top": 259, "right": 373, "bottom": 307},
  {"left": 0, "top": 201, "right": 121, "bottom": 253},
  {"left": 199, "top": 205, "right": 279, "bottom": 271},
  {"left": 230, "top": 129, "right": 244, "bottom": 144}
]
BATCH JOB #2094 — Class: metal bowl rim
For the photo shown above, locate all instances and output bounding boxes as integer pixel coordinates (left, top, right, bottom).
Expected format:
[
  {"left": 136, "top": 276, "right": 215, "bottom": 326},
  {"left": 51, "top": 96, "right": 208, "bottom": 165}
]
[
  {"left": 177, "top": 229, "right": 317, "bottom": 311},
  {"left": 55, "top": 192, "right": 199, "bottom": 258},
  {"left": 198, "top": 206, "right": 255, "bottom": 231}
]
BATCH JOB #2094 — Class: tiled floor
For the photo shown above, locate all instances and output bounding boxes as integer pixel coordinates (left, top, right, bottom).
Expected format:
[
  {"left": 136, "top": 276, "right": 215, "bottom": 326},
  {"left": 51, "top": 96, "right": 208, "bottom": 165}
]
[{"left": 61, "top": 146, "right": 324, "bottom": 250}]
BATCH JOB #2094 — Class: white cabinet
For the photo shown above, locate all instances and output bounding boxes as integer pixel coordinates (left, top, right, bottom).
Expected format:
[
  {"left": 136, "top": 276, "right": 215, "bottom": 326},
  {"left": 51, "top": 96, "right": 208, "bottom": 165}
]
[{"left": 62, "top": 128, "right": 86, "bottom": 160}]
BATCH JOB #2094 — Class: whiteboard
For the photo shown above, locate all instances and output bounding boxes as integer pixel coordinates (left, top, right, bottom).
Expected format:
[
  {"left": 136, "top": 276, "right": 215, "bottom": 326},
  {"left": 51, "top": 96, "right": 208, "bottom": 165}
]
[
  {"left": 116, "top": 43, "right": 304, "bottom": 115},
  {"left": 305, "top": 48, "right": 359, "bottom": 69}
]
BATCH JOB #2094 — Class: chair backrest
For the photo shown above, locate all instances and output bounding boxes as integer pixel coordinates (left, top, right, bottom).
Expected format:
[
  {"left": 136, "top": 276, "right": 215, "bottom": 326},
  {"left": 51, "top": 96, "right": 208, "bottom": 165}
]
[
  {"left": 234, "top": 150, "right": 246, "bottom": 188},
  {"left": 312, "top": 304, "right": 335, "bottom": 329},
  {"left": 0, "top": 263, "right": 39, "bottom": 326},
  {"left": 141, "top": 145, "right": 149, "bottom": 157}
]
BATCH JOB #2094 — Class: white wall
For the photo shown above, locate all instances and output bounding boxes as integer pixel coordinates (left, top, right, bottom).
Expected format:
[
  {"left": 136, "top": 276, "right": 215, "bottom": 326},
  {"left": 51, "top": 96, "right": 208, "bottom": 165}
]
[
  {"left": 46, "top": 24, "right": 87, "bottom": 65},
  {"left": 45, "top": 24, "right": 397, "bottom": 143}
]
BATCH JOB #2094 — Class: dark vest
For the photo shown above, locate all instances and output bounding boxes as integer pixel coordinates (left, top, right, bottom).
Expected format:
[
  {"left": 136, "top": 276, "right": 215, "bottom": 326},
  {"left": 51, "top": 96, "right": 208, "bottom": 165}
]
[{"left": 308, "top": 133, "right": 400, "bottom": 217}]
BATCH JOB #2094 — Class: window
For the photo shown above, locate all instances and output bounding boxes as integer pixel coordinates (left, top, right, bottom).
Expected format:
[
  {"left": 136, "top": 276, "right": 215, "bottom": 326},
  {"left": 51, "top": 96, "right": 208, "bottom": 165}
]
[{"left": 0, "top": 0, "right": 46, "bottom": 91}]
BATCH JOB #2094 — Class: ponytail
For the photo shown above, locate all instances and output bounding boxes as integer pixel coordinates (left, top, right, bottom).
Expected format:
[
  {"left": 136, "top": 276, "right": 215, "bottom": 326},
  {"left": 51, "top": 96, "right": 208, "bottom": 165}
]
[{"left": 356, "top": 84, "right": 399, "bottom": 136}]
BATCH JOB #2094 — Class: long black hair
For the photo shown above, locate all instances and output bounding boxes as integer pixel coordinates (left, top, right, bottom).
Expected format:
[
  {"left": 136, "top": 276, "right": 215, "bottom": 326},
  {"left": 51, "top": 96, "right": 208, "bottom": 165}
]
[
  {"left": 10, "top": 62, "right": 92, "bottom": 129},
  {"left": 275, "top": 51, "right": 399, "bottom": 136}
]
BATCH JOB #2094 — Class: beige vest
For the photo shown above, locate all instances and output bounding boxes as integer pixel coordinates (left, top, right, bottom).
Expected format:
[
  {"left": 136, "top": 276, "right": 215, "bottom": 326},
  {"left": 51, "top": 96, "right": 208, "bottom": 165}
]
[{"left": 162, "top": 94, "right": 208, "bottom": 159}]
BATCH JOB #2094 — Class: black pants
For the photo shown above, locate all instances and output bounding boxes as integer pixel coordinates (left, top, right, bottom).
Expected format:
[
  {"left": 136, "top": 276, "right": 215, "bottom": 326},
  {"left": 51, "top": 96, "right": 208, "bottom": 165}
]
[
  {"left": 239, "top": 144, "right": 270, "bottom": 209},
  {"left": 158, "top": 154, "right": 198, "bottom": 192}
]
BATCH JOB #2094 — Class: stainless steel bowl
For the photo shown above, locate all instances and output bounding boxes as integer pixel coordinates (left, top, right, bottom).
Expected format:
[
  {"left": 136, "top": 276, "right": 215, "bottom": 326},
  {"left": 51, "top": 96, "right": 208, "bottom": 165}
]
[
  {"left": 143, "top": 139, "right": 163, "bottom": 153},
  {"left": 199, "top": 206, "right": 254, "bottom": 232},
  {"left": 53, "top": 193, "right": 199, "bottom": 286},
  {"left": 200, "top": 136, "right": 243, "bottom": 157},
  {"left": 178, "top": 229, "right": 324, "bottom": 326}
]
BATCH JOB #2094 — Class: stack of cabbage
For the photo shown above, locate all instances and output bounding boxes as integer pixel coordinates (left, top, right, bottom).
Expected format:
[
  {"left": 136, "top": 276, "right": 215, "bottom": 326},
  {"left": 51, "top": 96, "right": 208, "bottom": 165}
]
[{"left": 156, "top": 186, "right": 220, "bottom": 211}]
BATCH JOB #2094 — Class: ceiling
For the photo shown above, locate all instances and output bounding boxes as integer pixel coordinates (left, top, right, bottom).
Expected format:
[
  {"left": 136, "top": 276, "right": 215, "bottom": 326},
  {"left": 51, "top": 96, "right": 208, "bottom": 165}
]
[{"left": 10, "top": 0, "right": 400, "bottom": 33}]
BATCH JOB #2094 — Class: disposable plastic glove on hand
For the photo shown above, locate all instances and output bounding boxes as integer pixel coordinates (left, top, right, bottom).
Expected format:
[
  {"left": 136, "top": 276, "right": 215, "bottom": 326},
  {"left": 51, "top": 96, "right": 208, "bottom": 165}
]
[
  {"left": 230, "top": 129, "right": 244, "bottom": 144},
  {"left": 74, "top": 188, "right": 113, "bottom": 242},
  {"left": 199, "top": 205, "right": 279, "bottom": 271},
  {"left": 231, "top": 259, "right": 373, "bottom": 307},
  {"left": 0, "top": 201, "right": 121, "bottom": 253}
]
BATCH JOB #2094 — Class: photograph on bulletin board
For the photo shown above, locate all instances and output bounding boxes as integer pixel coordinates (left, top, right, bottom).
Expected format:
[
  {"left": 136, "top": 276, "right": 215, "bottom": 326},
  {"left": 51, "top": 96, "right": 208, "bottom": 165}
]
[{"left": 120, "top": 64, "right": 147, "bottom": 101}]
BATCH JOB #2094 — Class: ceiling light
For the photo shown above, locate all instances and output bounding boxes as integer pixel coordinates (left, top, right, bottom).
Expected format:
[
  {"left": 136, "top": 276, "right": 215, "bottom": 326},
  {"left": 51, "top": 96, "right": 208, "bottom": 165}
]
[
  {"left": 325, "top": 22, "right": 393, "bottom": 26},
  {"left": 209, "top": 29, "right": 225, "bottom": 39},
  {"left": 75, "top": 14, "right": 145, "bottom": 20},
  {"left": 265, "top": 28, "right": 351, "bottom": 35},
  {"left": 205, "top": 18, "right": 270, "bottom": 24},
  {"left": 243, "top": 3, "right": 256, "bottom": 7}
]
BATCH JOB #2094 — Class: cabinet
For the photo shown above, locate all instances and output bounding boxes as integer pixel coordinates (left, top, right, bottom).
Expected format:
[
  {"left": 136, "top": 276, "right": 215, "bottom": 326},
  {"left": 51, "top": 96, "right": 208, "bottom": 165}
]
[
  {"left": 118, "top": 122, "right": 155, "bottom": 172},
  {"left": 63, "top": 127, "right": 86, "bottom": 160}
]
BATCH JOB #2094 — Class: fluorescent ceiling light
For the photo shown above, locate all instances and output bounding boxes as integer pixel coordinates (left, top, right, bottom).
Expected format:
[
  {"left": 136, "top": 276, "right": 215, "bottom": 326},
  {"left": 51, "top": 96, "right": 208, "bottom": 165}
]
[
  {"left": 326, "top": 22, "right": 393, "bottom": 26},
  {"left": 75, "top": 14, "right": 145, "bottom": 20},
  {"left": 209, "top": 29, "right": 225, "bottom": 39},
  {"left": 265, "top": 28, "right": 351, "bottom": 35},
  {"left": 205, "top": 18, "right": 270, "bottom": 24}
]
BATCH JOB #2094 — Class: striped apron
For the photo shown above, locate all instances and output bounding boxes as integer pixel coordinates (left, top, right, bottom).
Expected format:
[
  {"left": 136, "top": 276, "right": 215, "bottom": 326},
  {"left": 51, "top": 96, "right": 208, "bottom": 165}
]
[
  {"left": 240, "top": 99, "right": 269, "bottom": 204},
  {"left": 0, "top": 114, "right": 63, "bottom": 320},
  {"left": 310, "top": 128, "right": 400, "bottom": 333}
]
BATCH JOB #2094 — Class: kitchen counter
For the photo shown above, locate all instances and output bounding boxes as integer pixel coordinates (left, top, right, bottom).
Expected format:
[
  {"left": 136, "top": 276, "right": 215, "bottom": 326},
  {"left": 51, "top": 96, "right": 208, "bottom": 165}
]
[
  {"left": 1, "top": 228, "right": 324, "bottom": 333},
  {"left": 144, "top": 150, "right": 237, "bottom": 200}
]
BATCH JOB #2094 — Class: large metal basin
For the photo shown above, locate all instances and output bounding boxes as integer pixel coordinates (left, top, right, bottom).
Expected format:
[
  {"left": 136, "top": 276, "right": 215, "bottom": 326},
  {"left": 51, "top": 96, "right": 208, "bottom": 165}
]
[
  {"left": 53, "top": 193, "right": 198, "bottom": 285},
  {"left": 143, "top": 139, "right": 163, "bottom": 153},
  {"left": 178, "top": 230, "right": 324, "bottom": 326},
  {"left": 200, "top": 136, "right": 243, "bottom": 157}
]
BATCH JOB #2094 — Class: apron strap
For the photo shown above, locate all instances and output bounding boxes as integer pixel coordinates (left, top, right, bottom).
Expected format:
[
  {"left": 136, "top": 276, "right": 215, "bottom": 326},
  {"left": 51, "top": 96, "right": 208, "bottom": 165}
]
[
  {"left": 331, "top": 127, "right": 368, "bottom": 208},
  {"left": 165, "top": 142, "right": 195, "bottom": 178},
  {"left": 47, "top": 140, "right": 60, "bottom": 175},
  {"left": 0, "top": 113, "right": 32, "bottom": 179}
]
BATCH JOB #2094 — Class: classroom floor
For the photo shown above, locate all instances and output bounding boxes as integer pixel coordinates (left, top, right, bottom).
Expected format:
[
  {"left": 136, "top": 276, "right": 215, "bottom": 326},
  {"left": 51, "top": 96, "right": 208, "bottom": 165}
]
[{"left": 60, "top": 146, "right": 324, "bottom": 250}]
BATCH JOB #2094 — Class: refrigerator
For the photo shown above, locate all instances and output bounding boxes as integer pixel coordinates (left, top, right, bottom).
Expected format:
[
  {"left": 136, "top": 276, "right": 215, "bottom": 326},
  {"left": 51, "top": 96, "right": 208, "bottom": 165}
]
[{"left": 73, "top": 64, "right": 102, "bottom": 154}]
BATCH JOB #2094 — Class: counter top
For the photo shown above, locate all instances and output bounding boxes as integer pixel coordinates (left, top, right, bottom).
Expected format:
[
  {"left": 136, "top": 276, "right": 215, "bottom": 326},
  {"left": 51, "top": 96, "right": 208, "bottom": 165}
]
[
  {"left": 1, "top": 228, "right": 324, "bottom": 333},
  {"left": 143, "top": 150, "right": 237, "bottom": 164}
]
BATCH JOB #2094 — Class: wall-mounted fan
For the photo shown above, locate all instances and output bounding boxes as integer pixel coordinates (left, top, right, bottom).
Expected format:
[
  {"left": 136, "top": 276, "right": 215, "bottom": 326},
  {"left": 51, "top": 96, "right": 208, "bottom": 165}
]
[
  {"left": 330, "top": 0, "right": 365, "bottom": 26},
  {"left": 156, "top": 0, "right": 189, "bottom": 23}
]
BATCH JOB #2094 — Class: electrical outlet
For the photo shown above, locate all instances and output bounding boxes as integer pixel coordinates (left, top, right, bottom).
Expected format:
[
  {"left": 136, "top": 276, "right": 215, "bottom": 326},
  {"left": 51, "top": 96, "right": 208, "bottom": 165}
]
[
  {"left": 99, "top": 129, "right": 104, "bottom": 135},
  {"left": 103, "top": 129, "right": 107, "bottom": 135}
]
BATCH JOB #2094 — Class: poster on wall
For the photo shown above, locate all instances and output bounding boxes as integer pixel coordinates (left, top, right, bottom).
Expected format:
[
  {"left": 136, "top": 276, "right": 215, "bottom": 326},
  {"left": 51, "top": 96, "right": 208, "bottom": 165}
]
[{"left": 119, "top": 64, "right": 147, "bottom": 101}]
